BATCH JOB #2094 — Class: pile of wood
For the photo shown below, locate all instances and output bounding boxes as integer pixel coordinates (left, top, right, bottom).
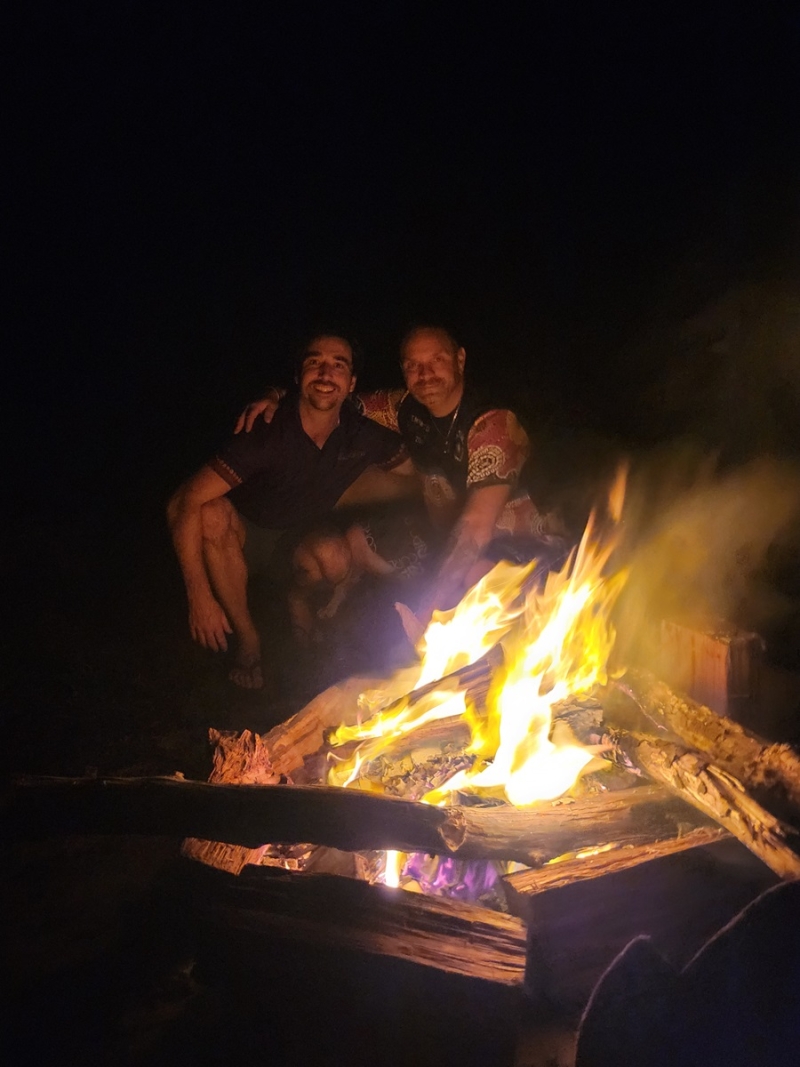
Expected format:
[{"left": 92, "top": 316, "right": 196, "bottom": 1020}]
[{"left": 6, "top": 650, "right": 799, "bottom": 1007}]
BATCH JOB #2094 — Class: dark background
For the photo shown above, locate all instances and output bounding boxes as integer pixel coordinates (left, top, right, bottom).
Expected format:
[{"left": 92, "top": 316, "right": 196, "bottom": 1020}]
[
  {"left": 4, "top": 7, "right": 800, "bottom": 1062},
  {"left": 4, "top": 2, "right": 800, "bottom": 756}
]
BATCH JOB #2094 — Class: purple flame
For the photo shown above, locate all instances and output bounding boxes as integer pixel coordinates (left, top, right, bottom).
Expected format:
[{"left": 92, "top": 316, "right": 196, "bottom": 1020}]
[{"left": 402, "top": 852, "right": 499, "bottom": 902}]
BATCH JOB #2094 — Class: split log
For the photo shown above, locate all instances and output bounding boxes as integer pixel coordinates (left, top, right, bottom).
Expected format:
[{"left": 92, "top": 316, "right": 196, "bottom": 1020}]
[
  {"left": 6, "top": 773, "right": 706, "bottom": 868},
  {"left": 601, "top": 668, "right": 800, "bottom": 816},
  {"left": 186, "top": 862, "right": 528, "bottom": 986},
  {"left": 503, "top": 823, "right": 728, "bottom": 900},
  {"left": 439, "top": 784, "right": 712, "bottom": 865},
  {"left": 609, "top": 731, "right": 800, "bottom": 880},
  {"left": 248, "top": 654, "right": 499, "bottom": 781}
]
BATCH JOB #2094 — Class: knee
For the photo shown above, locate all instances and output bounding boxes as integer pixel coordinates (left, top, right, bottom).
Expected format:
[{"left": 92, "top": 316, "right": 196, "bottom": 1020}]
[
  {"left": 314, "top": 535, "right": 352, "bottom": 585},
  {"left": 200, "top": 498, "right": 236, "bottom": 544},
  {"left": 294, "top": 532, "right": 351, "bottom": 587}
]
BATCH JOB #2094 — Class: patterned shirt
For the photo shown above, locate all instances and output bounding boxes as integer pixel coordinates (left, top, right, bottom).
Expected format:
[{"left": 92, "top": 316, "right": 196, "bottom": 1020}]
[{"left": 356, "top": 388, "right": 548, "bottom": 537}]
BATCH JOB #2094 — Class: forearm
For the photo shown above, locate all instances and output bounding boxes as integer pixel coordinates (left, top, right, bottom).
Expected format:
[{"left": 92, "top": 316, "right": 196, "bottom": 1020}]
[
  {"left": 336, "top": 465, "right": 420, "bottom": 507},
  {"left": 425, "top": 522, "right": 488, "bottom": 612},
  {"left": 167, "top": 495, "right": 215, "bottom": 604},
  {"left": 418, "top": 484, "right": 512, "bottom": 621}
]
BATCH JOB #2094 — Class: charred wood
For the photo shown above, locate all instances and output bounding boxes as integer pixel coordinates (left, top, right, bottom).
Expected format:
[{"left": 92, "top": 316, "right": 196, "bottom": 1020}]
[
  {"left": 601, "top": 668, "right": 800, "bottom": 817},
  {"left": 503, "top": 823, "right": 727, "bottom": 901},
  {"left": 6, "top": 774, "right": 704, "bottom": 870},
  {"left": 609, "top": 731, "right": 800, "bottom": 880}
]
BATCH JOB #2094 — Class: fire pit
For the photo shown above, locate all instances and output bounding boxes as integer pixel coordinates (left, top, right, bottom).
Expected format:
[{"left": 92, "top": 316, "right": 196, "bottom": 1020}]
[
  {"left": 9, "top": 478, "right": 798, "bottom": 1012},
  {"left": 177, "top": 490, "right": 799, "bottom": 1008}
]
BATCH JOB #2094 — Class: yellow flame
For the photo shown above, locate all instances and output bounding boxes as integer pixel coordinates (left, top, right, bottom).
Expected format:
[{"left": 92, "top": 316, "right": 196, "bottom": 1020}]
[
  {"left": 327, "top": 477, "right": 628, "bottom": 808},
  {"left": 383, "top": 850, "right": 402, "bottom": 888}
]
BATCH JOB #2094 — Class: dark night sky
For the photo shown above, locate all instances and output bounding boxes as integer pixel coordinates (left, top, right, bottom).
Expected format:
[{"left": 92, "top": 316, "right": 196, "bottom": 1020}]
[{"left": 6, "top": 2, "right": 800, "bottom": 528}]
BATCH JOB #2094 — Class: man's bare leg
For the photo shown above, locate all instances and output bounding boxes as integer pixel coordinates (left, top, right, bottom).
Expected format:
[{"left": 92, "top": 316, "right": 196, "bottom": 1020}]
[{"left": 200, "top": 498, "right": 263, "bottom": 688}]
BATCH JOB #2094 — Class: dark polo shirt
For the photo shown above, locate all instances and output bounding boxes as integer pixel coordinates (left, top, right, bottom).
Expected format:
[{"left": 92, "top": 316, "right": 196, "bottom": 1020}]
[{"left": 209, "top": 396, "right": 406, "bottom": 530}]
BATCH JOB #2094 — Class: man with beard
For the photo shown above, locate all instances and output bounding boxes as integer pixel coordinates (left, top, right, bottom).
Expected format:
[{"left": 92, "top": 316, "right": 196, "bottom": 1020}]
[
  {"left": 168, "top": 333, "right": 412, "bottom": 688},
  {"left": 239, "top": 325, "right": 565, "bottom": 638}
]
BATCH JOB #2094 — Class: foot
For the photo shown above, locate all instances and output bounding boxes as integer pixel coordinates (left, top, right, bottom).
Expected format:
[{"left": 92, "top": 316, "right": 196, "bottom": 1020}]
[{"left": 228, "top": 655, "right": 264, "bottom": 689}]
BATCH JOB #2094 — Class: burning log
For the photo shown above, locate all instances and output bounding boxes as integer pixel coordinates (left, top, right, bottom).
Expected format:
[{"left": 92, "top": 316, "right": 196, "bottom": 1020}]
[
  {"left": 6, "top": 773, "right": 712, "bottom": 870},
  {"left": 601, "top": 668, "right": 800, "bottom": 816},
  {"left": 250, "top": 654, "right": 500, "bottom": 780},
  {"left": 608, "top": 731, "right": 800, "bottom": 880},
  {"left": 437, "top": 784, "right": 715, "bottom": 866}
]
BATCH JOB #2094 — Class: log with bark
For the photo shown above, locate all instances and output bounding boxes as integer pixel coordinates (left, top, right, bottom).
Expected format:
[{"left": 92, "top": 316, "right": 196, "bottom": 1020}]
[
  {"left": 186, "top": 862, "right": 528, "bottom": 986},
  {"left": 608, "top": 729, "right": 800, "bottom": 880},
  {"left": 601, "top": 668, "right": 800, "bottom": 816},
  {"left": 6, "top": 773, "right": 714, "bottom": 868}
]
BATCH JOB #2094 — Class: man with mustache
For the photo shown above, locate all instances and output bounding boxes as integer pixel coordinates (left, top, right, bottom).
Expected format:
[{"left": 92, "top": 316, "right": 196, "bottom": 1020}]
[
  {"left": 240, "top": 325, "right": 564, "bottom": 638},
  {"left": 168, "top": 333, "right": 412, "bottom": 688}
]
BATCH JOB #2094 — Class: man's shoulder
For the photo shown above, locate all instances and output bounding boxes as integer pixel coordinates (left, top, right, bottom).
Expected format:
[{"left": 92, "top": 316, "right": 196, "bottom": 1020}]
[{"left": 344, "top": 400, "right": 401, "bottom": 440}]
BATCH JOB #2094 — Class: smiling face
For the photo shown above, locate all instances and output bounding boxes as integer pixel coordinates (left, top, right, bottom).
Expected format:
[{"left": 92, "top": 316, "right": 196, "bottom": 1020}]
[
  {"left": 298, "top": 335, "right": 356, "bottom": 412},
  {"left": 400, "top": 327, "right": 466, "bottom": 417}
]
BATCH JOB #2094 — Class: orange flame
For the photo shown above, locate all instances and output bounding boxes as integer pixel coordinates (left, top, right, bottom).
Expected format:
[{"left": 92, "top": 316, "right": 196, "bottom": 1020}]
[{"left": 328, "top": 469, "right": 628, "bottom": 807}]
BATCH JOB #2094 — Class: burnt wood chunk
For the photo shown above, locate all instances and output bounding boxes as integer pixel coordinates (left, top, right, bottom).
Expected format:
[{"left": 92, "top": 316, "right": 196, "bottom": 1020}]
[
  {"left": 502, "top": 823, "right": 728, "bottom": 915},
  {"left": 523, "top": 839, "right": 777, "bottom": 1013}
]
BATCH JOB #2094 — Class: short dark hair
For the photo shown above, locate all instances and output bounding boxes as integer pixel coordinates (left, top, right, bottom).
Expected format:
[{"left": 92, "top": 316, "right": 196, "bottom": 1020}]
[
  {"left": 293, "top": 330, "right": 364, "bottom": 377},
  {"left": 399, "top": 323, "right": 462, "bottom": 359}
]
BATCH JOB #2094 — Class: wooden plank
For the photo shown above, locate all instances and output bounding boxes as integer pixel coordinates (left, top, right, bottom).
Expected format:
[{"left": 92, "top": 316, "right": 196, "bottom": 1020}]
[
  {"left": 654, "top": 619, "right": 763, "bottom": 716},
  {"left": 524, "top": 839, "right": 777, "bottom": 1012}
]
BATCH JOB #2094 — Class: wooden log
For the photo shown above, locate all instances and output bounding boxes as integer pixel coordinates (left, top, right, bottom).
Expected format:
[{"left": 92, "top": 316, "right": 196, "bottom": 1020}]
[
  {"left": 261, "top": 652, "right": 501, "bottom": 775},
  {"left": 523, "top": 838, "right": 777, "bottom": 1012},
  {"left": 503, "top": 823, "right": 728, "bottom": 904},
  {"left": 5, "top": 775, "right": 450, "bottom": 853},
  {"left": 186, "top": 862, "right": 528, "bottom": 986},
  {"left": 601, "top": 668, "right": 800, "bottom": 816},
  {"left": 609, "top": 731, "right": 800, "bottom": 880},
  {"left": 439, "top": 784, "right": 711, "bottom": 866},
  {"left": 6, "top": 773, "right": 706, "bottom": 868}
]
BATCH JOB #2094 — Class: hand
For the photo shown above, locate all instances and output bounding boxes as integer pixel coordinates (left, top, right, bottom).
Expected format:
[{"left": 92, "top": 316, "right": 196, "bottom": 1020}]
[
  {"left": 234, "top": 393, "right": 280, "bottom": 433},
  {"left": 189, "top": 596, "right": 233, "bottom": 651},
  {"left": 394, "top": 601, "right": 425, "bottom": 648}
]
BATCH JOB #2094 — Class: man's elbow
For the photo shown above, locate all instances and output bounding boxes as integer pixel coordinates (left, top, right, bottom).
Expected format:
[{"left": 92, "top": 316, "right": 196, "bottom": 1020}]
[{"left": 166, "top": 485, "right": 190, "bottom": 529}]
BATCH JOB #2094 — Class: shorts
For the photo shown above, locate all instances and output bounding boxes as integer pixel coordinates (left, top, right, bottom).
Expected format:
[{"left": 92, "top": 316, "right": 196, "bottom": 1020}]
[{"left": 240, "top": 517, "right": 293, "bottom": 582}]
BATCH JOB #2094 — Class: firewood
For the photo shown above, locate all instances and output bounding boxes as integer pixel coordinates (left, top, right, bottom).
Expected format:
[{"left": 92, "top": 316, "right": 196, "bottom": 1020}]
[
  {"left": 608, "top": 730, "right": 800, "bottom": 880},
  {"left": 438, "top": 784, "right": 711, "bottom": 866},
  {"left": 7, "top": 773, "right": 710, "bottom": 870},
  {"left": 186, "top": 862, "right": 528, "bottom": 986},
  {"left": 601, "top": 668, "right": 800, "bottom": 817},
  {"left": 503, "top": 823, "right": 728, "bottom": 899}
]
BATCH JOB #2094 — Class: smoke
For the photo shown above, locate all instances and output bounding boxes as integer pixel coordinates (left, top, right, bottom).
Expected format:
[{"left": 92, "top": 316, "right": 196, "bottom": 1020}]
[{"left": 612, "top": 450, "right": 800, "bottom": 666}]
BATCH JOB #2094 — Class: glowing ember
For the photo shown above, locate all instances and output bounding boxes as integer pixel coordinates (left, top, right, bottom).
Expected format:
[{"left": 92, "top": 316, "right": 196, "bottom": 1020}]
[{"left": 328, "top": 469, "right": 629, "bottom": 811}]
